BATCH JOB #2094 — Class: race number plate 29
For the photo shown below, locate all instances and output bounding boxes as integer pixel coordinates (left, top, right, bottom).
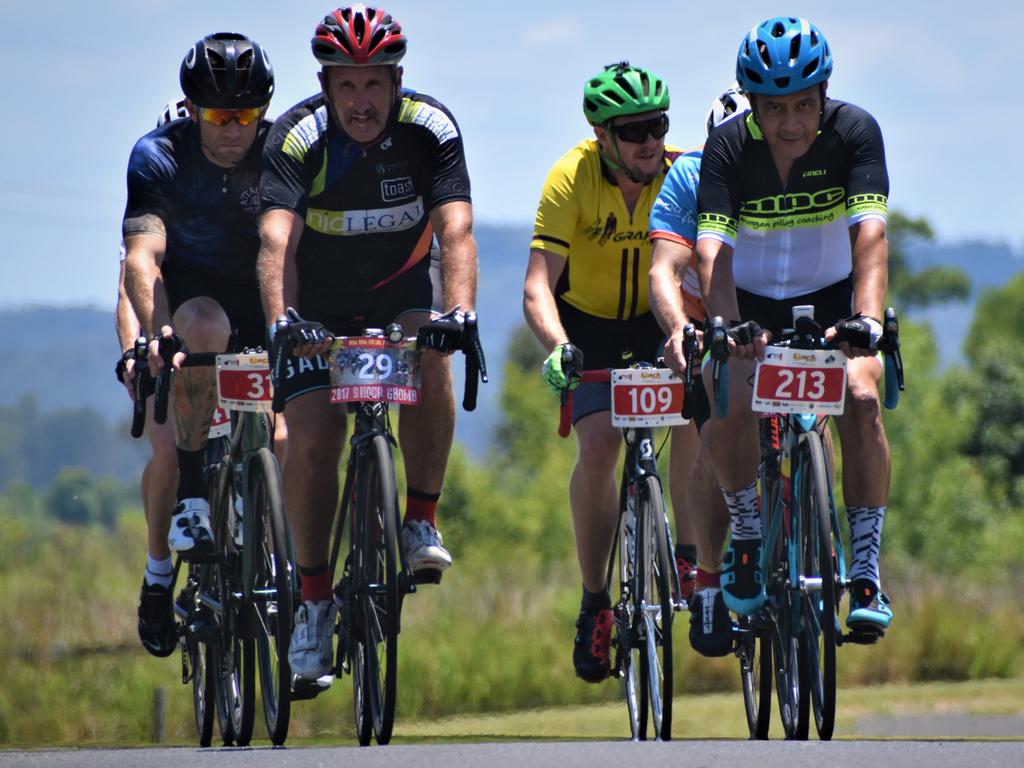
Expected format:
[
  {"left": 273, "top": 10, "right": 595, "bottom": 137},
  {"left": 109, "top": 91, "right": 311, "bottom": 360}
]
[
  {"left": 610, "top": 368, "right": 687, "bottom": 427},
  {"left": 328, "top": 337, "right": 421, "bottom": 405},
  {"left": 753, "top": 347, "right": 847, "bottom": 415},
  {"left": 216, "top": 353, "right": 272, "bottom": 413}
]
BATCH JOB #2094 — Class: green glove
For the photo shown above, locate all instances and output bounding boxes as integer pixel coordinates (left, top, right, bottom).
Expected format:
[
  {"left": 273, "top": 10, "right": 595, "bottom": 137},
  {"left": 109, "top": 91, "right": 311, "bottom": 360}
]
[{"left": 541, "top": 342, "right": 583, "bottom": 396}]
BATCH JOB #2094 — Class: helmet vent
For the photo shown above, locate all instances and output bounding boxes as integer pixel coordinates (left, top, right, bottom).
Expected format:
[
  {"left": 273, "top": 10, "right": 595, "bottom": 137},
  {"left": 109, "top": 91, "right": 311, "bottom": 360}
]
[
  {"left": 207, "top": 50, "right": 226, "bottom": 70},
  {"left": 744, "top": 68, "right": 763, "bottom": 85},
  {"left": 237, "top": 48, "right": 254, "bottom": 71},
  {"left": 771, "top": 21, "right": 786, "bottom": 37},
  {"left": 788, "top": 35, "right": 801, "bottom": 65},
  {"left": 801, "top": 60, "right": 818, "bottom": 78},
  {"left": 756, "top": 40, "right": 771, "bottom": 68},
  {"left": 773, "top": 76, "right": 791, "bottom": 89},
  {"left": 613, "top": 74, "right": 638, "bottom": 99},
  {"left": 354, "top": 13, "right": 366, "bottom": 42}
]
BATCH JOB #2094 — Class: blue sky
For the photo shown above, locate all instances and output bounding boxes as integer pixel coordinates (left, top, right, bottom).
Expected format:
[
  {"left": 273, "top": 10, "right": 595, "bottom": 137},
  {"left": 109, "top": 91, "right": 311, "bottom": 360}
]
[{"left": 1, "top": 0, "right": 1020, "bottom": 309}]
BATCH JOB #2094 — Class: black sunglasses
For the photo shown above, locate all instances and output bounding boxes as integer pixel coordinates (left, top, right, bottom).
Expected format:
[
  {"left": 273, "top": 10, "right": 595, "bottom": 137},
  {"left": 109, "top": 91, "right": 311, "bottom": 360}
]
[{"left": 610, "top": 114, "right": 670, "bottom": 143}]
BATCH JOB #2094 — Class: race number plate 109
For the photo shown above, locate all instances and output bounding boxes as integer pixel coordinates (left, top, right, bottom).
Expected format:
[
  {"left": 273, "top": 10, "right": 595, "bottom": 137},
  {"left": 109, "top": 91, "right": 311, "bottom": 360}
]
[
  {"left": 216, "top": 352, "right": 272, "bottom": 413},
  {"left": 752, "top": 347, "right": 847, "bottom": 415},
  {"left": 610, "top": 368, "right": 687, "bottom": 428},
  {"left": 328, "top": 337, "right": 421, "bottom": 406}
]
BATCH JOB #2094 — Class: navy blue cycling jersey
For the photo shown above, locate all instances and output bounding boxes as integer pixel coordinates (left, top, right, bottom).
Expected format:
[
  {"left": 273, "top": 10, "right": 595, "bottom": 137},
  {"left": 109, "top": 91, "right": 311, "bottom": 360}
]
[{"left": 122, "top": 118, "right": 271, "bottom": 282}]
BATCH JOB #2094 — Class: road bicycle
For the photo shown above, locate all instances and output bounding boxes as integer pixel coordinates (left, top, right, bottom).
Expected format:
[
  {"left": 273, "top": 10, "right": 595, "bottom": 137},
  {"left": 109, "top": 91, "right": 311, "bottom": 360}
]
[
  {"left": 706, "top": 307, "right": 904, "bottom": 740},
  {"left": 270, "top": 312, "right": 487, "bottom": 746},
  {"left": 558, "top": 361, "right": 684, "bottom": 741},
  {"left": 137, "top": 340, "right": 297, "bottom": 746}
]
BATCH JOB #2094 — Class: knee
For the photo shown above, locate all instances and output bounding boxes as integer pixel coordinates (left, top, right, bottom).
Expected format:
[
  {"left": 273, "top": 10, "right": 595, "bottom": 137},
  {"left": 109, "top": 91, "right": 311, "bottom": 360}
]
[
  {"left": 173, "top": 297, "right": 231, "bottom": 352},
  {"left": 846, "top": 380, "right": 882, "bottom": 424}
]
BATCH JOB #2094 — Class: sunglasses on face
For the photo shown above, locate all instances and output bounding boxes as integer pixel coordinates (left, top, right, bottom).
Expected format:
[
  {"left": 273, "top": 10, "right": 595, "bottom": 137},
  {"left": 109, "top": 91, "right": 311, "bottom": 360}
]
[
  {"left": 610, "top": 114, "right": 670, "bottom": 143},
  {"left": 196, "top": 106, "right": 264, "bottom": 127}
]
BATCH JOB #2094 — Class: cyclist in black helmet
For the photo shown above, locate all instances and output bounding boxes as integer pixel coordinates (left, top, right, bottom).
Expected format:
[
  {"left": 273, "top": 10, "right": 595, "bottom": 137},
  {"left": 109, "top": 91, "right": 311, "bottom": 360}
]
[{"left": 122, "top": 34, "right": 277, "bottom": 658}]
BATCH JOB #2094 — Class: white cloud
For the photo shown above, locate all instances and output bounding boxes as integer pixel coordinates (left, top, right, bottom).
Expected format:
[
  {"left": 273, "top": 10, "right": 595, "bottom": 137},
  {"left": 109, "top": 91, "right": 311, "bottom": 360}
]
[{"left": 521, "top": 18, "right": 583, "bottom": 48}]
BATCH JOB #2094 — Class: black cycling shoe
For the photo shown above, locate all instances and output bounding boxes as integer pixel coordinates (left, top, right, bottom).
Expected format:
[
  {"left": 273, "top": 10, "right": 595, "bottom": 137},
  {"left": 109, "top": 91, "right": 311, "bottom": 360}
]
[
  {"left": 573, "top": 607, "right": 613, "bottom": 683},
  {"left": 689, "top": 588, "right": 735, "bottom": 657},
  {"left": 138, "top": 581, "right": 178, "bottom": 658}
]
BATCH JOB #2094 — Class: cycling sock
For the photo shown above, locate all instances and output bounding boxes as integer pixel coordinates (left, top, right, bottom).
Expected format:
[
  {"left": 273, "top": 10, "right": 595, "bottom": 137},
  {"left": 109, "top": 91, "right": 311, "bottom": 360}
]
[
  {"left": 675, "top": 543, "right": 698, "bottom": 564},
  {"left": 581, "top": 585, "right": 611, "bottom": 612},
  {"left": 299, "top": 562, "right": 333, "bottom": 603},
  {"left": 404, "top": 487, "right": 440, "bottom": 526},
  {"left": 846, "top": 505, "right": 884, "bottom": 588},
  {"left": 722, "top": 482, "right": 760, "bottom": 541},
  {"left": 145, "top": 555, "right": 174, "bottom": 589},
  {"left": 176, "top": 448, "right": 207, "bottom": 501}
]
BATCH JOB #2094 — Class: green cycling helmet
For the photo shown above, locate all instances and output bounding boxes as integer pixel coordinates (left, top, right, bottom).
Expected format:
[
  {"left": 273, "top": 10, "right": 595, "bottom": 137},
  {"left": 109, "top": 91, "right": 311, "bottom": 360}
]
[{"left": 583, "top": 61, "right": 669, "bottom": 125}]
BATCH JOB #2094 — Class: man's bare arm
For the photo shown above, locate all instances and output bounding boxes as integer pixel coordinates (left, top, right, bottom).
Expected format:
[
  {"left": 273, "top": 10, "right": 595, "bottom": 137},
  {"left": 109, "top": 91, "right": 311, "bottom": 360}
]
[
  {"left": 849, "top": 219, "right": 888, "bottom": 320},
  {"left": 430, "top": 200, "right": 477, "bottom": 312},
  {"left": 123, "top": 213, "right": 168, "bottom": 338},
  {"left": 696, "top": 238, "right": 740, "bottom": 321},
  {"left": 649, "top": 238, "right": 693, "bottom": 336},
  {"left": 523, "top": 248, "right": 571, "bottom": 351},
  {"left": 257, "top": 208, "right": 304, "bottom": 325}
]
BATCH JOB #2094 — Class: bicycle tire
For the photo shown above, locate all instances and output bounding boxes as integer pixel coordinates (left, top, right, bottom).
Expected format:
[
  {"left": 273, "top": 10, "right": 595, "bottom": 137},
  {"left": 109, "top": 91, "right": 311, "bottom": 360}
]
[
  {"left": 247, "top": 447, "right": 293, "bottom": 746},
  {"left": 352, "top": 434, "right": 401, "bottom": 746},
  {"left": 738, "top": 613, "right": 772, "bottom": 739},
  {"left": 186, "top": 566, "right": 216, "bottom": 748},
  {"left": 636, "top": 475, "right": 673, "bottom": 741},
  {"left": 796, "top": 430, "right": 838, "bottom": 740},
  {"left": 764, "top": 489, "right": 800, "bottom": 740},
  {"left": 206, "top": 462, "right": 256, "bottom": 747},
  {"left": 613, "top": 487, "right": 642, "bottom": 740}
]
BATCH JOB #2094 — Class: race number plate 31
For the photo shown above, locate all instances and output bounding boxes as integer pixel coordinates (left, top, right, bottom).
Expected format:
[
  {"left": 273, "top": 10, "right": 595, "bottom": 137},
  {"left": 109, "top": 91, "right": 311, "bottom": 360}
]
[
  {"left": 328, "top": 337, "right": 421, "bottom": 405},
  {"left": 753, "top": 347, "right": 847, "bottom": 415},
  {"left": 610, "top": 368, "right": 687, "bottom": 428},
  {"left": 216, "top": 353, "right": 272, "bottom": 413}
]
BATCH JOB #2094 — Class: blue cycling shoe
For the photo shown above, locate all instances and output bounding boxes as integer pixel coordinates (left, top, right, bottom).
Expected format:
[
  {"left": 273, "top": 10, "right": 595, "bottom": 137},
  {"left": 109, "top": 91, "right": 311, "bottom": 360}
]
[
  {"left": 846, "top": 579, "right": 893, "bottom": 630},
  {"left": 720, "top": 538, "right": 766, "bottom": 615}
]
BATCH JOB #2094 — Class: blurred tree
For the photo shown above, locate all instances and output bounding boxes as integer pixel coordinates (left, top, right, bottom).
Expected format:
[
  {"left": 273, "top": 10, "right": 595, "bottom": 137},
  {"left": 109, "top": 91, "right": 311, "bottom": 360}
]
[{"left": 887, "top": 211, "right": 971, "bottom": 308}]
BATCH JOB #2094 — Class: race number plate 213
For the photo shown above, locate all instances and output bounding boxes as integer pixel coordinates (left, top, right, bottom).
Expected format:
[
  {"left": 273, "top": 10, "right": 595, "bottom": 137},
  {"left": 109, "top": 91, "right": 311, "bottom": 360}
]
[
  {"left": 610, "top": 368, "right": 686, "bottom": 427},
  {"left": 752, "top": 347, "right": 846, "bottom": 415}
]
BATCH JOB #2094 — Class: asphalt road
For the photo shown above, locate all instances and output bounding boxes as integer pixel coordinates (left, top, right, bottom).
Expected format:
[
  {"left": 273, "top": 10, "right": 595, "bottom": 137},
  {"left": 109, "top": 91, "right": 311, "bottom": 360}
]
[{"left": 1, "top": 740, "right": 1021, "bottom": 768}]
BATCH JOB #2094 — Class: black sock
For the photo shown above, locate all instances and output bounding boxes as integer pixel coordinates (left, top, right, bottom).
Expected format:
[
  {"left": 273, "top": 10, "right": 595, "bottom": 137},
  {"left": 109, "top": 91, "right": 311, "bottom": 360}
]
[
  {"left": 581, "top": 585, "right": 611, "bottom": 611},
  {"left": 675, "top": 543, "right": 698, "bottom": 564},
  {"left": 176, "top": 448, "right": 206, "bottom": 500}
]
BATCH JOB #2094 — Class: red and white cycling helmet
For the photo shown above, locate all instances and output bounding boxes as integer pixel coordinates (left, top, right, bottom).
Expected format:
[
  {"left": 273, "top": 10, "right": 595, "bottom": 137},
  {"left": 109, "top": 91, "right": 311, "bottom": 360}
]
[{"left": 311, "top": 5, "right": 407, "bottom": 66}]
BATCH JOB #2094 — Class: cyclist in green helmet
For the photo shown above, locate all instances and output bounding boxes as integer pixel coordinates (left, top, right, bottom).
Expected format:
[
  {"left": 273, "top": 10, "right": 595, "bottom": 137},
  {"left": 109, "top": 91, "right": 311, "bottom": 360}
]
[{"left": 524, "top": 61, "right": 701, "bottom": 682}]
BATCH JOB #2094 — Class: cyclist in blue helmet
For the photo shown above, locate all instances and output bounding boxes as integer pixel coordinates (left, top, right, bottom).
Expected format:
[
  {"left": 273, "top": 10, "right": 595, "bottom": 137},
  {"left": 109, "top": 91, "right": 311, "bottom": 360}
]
[{"left": 693, "top": 16, "right": 895, "bottom": 643}]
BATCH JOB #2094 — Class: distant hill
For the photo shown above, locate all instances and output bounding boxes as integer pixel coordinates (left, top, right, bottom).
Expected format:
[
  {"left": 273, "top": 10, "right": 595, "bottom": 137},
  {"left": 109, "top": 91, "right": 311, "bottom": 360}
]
[{"left": 2, "top": 225, "right": 1020, "bottom": 464}]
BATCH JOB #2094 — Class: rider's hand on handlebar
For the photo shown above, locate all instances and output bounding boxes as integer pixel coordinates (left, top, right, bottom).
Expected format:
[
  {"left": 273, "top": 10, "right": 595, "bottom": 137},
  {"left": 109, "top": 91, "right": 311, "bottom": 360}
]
[
  {"left": 726, "top": 320, "right": 772, "bottom": 361},
  {"left": 541, "top": 342, "right": 583, "bottom": 396},
  {"left": 664, "top": 327, "right": 701, "bottom": 379},
  {"left": 825, "top": 313, "right": 882, "bottom": 358},
  {"left": 417, "top": 307, "right": 465, "bottom": 354},
  {"left": 147, "top": 326, "right": 187, "bottom": 376},
  {"left": 277, "top": 308, "right": 333, "bottom": 359}
]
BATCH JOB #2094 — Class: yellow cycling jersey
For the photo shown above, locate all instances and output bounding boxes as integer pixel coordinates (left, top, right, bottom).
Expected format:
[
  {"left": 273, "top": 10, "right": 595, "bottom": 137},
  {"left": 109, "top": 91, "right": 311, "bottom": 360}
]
[{"left": 531, "top": 139, "right": 682, "bottom": 320}]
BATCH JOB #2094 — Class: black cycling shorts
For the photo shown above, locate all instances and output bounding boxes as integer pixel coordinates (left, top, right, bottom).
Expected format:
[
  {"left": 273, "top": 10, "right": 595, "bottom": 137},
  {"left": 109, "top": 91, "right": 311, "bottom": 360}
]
[
  {"left": 557, "top": 298, "right": 660, "bottom": 424},
  {"left": 278, "top": 254, "right": 442, "bottom": 403},
  {"left": 736, "top": 275, "right": 853, "bottom": 337},
  {"left": 164, "top": 264, "right": 266, "bottom": 351}
]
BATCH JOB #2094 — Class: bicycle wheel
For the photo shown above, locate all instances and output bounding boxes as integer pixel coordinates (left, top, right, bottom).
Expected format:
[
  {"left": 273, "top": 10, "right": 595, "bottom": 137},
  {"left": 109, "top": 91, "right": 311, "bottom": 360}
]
[
  {"left": 636, "top": 475, "right": 673, "bottom": 741},
  {"left": 186, "top": 565, "right": 216, "bottom": 747},
  {"left": 352, "top": 435, "right": 401, "bottom": 745},
  {"left": 796, "top": 430, "right": 838, "bottom": 740},
  {"left": 207, "top": 463, "right": 256, "bottom": 747},
  {"left": 615, "top": 492, "right": 642, "bottom": 740},
  {"left": 247, "top": 447, "right": 293, "bottom": 746},
  {"left": 738, "top": 613, "right": 772, "bottom": 739}
]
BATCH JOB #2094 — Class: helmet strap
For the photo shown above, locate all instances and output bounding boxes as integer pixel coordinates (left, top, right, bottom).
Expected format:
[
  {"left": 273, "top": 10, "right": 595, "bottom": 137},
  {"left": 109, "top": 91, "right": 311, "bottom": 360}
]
[{"left": 598, "top": 128, "right": 644, "bottom": 184}]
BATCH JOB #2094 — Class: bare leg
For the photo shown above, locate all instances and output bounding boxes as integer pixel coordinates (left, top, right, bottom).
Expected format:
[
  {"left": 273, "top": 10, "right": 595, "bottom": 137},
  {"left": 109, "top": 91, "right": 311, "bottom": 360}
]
[{"left": 571, "top": 413, "right": 622, "bottom": 592}]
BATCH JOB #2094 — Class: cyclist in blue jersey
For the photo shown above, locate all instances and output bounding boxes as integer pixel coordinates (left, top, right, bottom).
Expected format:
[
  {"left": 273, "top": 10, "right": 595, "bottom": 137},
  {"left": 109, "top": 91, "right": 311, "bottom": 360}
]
[
  {"left": 695, "top": 18, "right": 894, "bottom": 645},
  {"left": 257, "top": 5, "right": 480, "bottom": 683},
  {"left": 122, "top": 35, "right": 275, "bottom": 657},
  {"left": 648, "top": 85, "right": 750, "bottom": 657}
]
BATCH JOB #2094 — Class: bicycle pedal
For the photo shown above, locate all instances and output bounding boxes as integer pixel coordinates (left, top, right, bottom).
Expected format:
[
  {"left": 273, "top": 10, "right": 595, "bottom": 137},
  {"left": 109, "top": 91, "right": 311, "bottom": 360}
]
[
  {"left": 290, "top": 674, "right": 333, "bottom": 701},
  {"left": 841, "top": 625, "right": 884, "bottom": 645},
  {"left": 413, "top": 568, "right": 442, "bottom": 585}
]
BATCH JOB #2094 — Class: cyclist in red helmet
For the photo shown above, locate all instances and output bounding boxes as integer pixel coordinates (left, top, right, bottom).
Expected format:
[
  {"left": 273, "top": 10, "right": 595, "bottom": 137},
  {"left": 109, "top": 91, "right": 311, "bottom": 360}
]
[{"left": 259, "top": 5, "right": 480, "bottom": 683}]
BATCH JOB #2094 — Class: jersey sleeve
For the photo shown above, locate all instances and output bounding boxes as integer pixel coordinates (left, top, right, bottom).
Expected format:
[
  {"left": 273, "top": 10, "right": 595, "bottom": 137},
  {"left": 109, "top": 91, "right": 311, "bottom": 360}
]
[
  {"left": 842, "top": 107, "right": 889, "bottom": 226},
  {"left": 122, "top": 132, "right": 176, "bottom": 233},
  {"left": 529, "top": 151, "right": 581, "bottom": 259},
  {"left": 260, "top": 108, "right": 320, "bottom": 215},
  {"left": 650, "top": 153, "right": 701, "bottom": 247},
  {"left": 696, "top": 124, "right": 742, "bottom": 248},
  {"left": 426, "top": 106, "right": 472, "bottom": 208}
]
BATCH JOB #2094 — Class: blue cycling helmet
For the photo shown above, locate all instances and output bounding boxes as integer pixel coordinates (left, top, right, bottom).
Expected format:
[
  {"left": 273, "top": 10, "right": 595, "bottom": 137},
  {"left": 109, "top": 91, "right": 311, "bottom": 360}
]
[{"left": 736, "top": 17, "right": 832, "bottom": 96}]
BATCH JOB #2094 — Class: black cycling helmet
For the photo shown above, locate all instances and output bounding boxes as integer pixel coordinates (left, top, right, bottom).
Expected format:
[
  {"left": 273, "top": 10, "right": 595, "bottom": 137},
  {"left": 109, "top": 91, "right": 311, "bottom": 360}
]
[{"left": 180, "top": 33, "right": 275, "bottom": 109}]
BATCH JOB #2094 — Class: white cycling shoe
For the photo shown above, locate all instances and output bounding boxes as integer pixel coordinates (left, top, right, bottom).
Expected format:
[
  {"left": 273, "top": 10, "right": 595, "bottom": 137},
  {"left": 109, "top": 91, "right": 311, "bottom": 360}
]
[
  {"left": 167, "top": 498, "right": 215, "bottom": 561},
  {"left": 288, "top": 600, "right": 337, "bottom": 681},
  {"left": 402, "top": 519, "right": 452, "bottom": 573}
]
